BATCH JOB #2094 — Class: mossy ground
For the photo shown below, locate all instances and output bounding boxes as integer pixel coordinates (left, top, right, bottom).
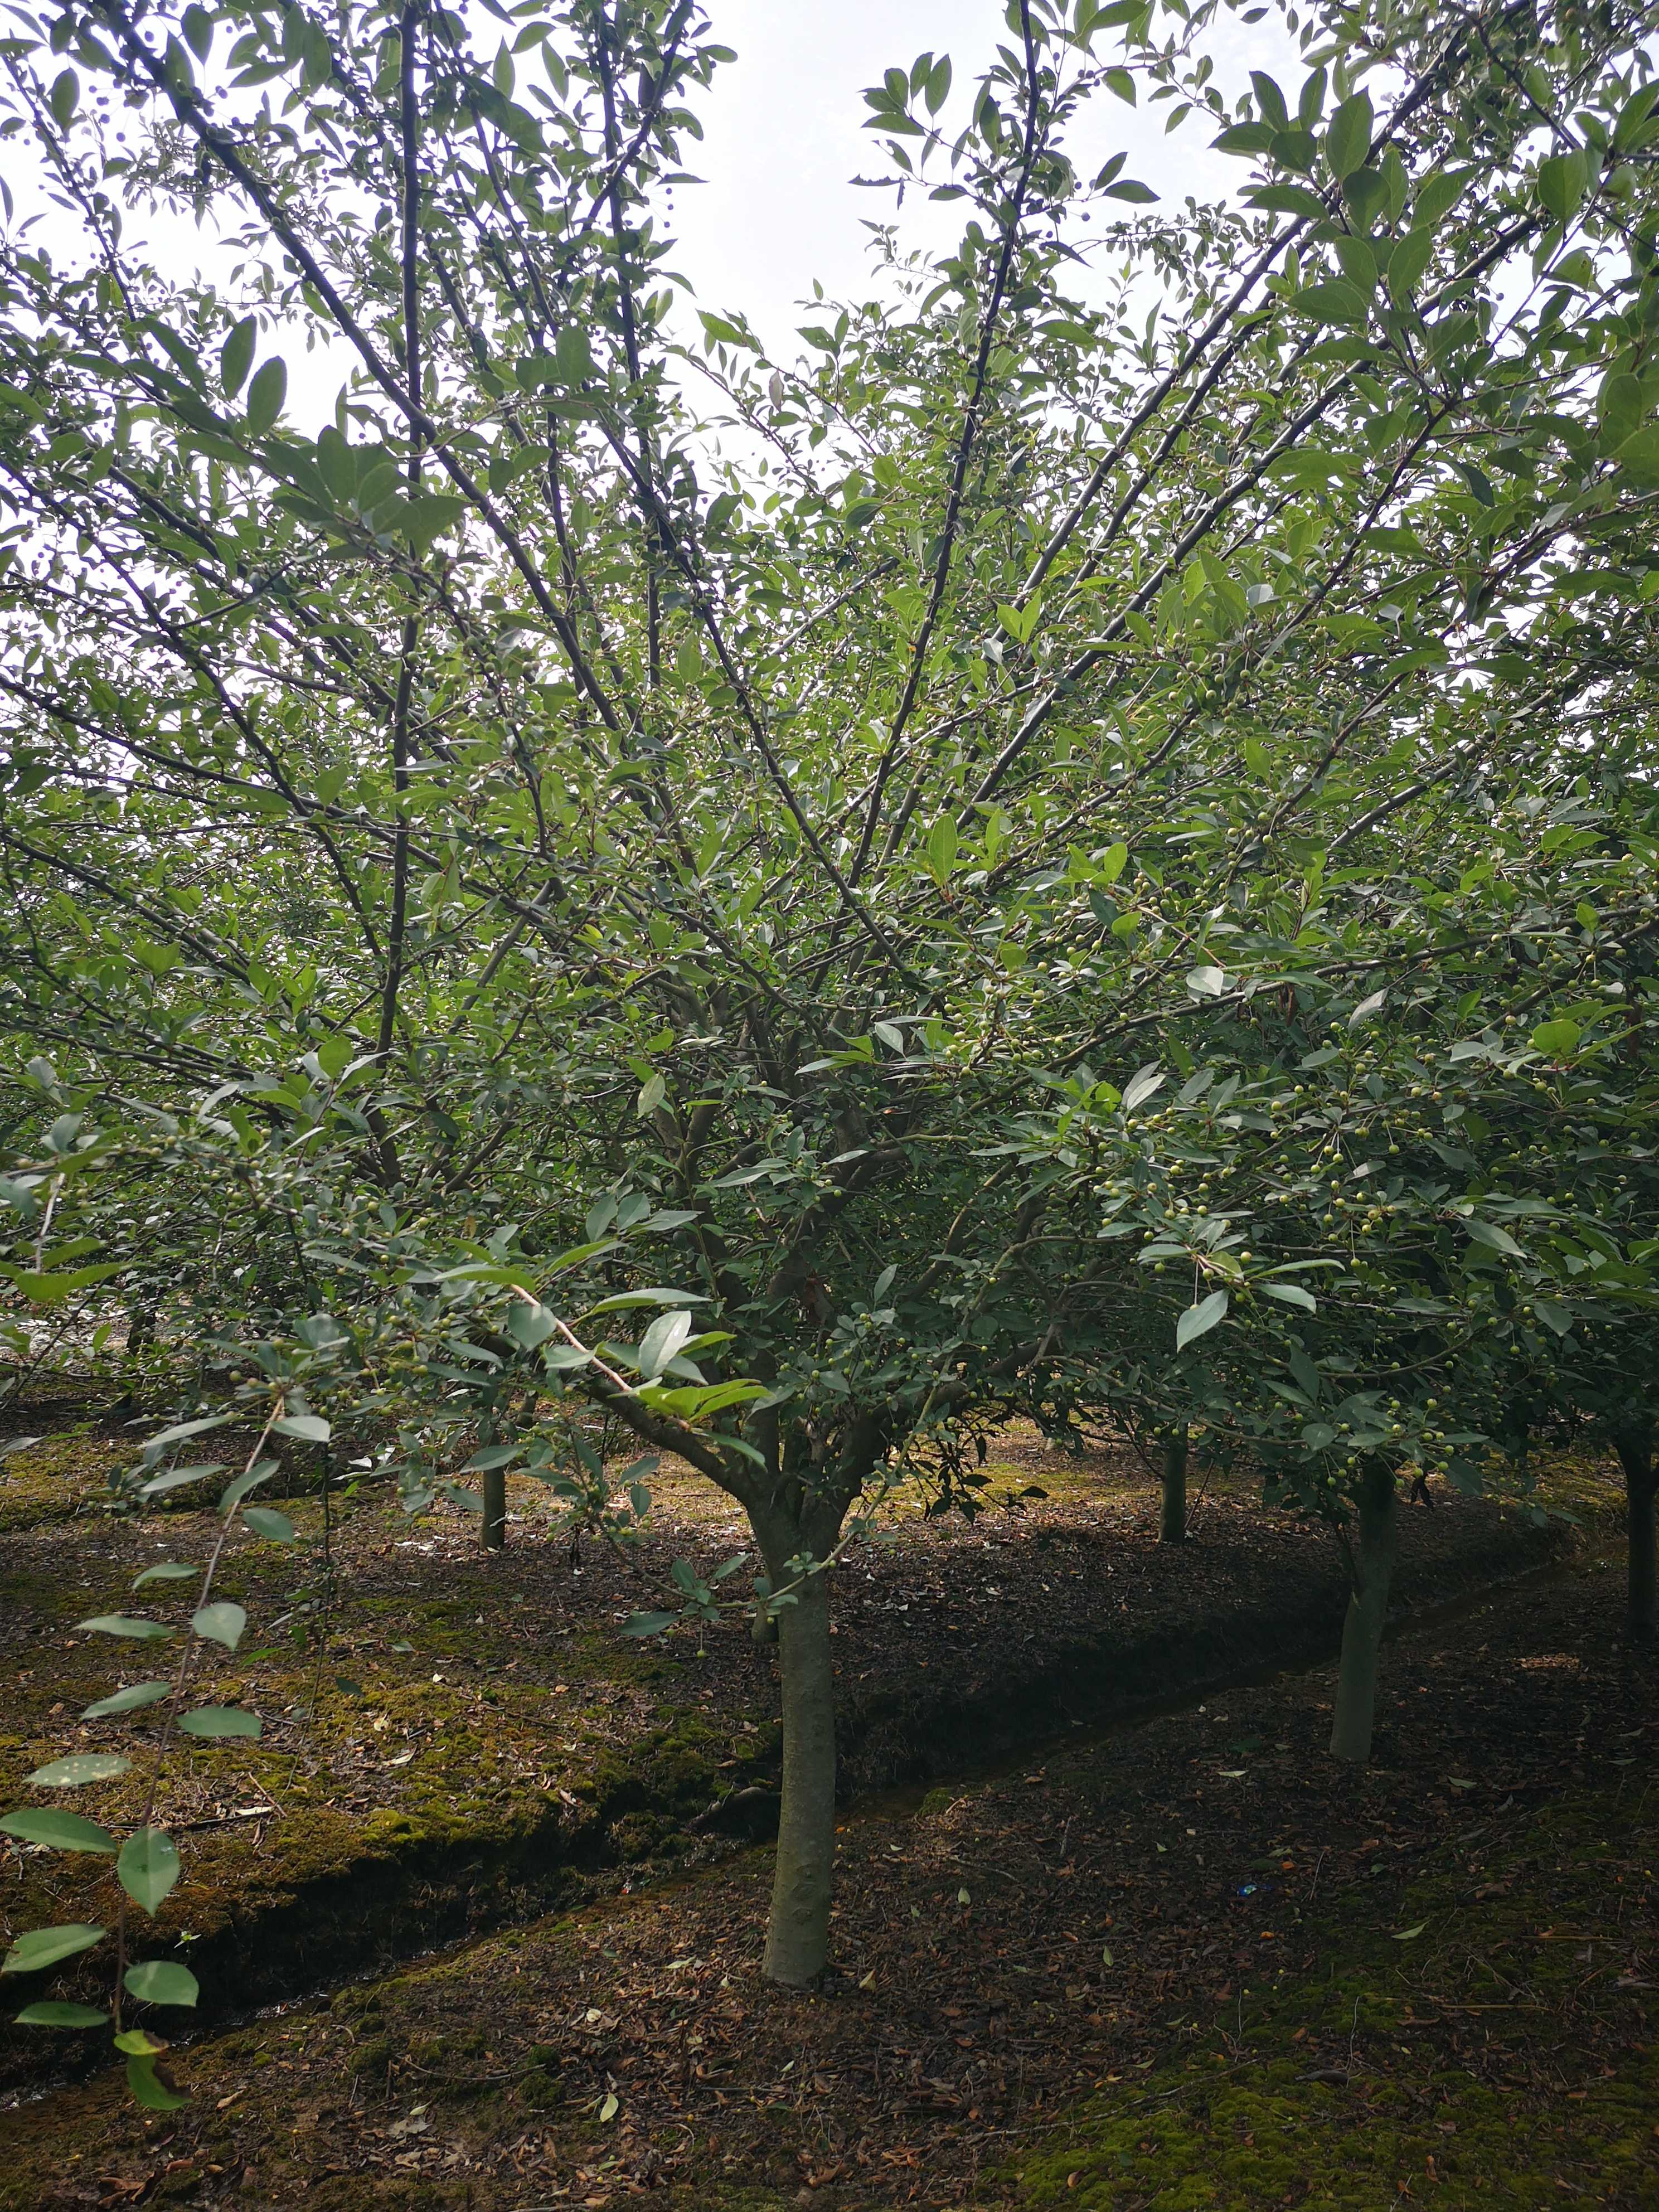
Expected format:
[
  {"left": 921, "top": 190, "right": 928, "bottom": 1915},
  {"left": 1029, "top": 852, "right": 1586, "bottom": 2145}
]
[
  {"left": 0, "top": 1424, "right": 125, "bottom": 1534},
  {"left": 0, "top": 1554, "right": 1651, "bottom": 2212},
  {"left": 0, "top": 1414, "right": 1629, "bottom": 2095},
  {"left": 1004, "top": 1782, "right": 1658, "bottom": 2210}
]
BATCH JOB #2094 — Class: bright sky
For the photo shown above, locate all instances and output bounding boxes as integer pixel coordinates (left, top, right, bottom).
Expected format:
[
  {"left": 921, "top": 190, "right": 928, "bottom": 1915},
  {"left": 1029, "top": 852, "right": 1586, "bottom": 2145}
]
[{"left": 671, "top": 0, "right": 1299, "bottom": 355}]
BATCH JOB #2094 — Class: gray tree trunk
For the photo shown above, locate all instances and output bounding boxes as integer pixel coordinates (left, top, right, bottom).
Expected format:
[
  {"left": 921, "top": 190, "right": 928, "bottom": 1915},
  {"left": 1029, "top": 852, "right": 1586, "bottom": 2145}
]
[
  {"left": 1330, "top": 1461, "right": 1398, "bottom": 1765},
  {"left": 1160, "top": 1427, "right": 1188, "bottom": 1545},
  {"left": 761, "top": 1562, "right": 837, "bottom": 1986},
  {"left": 1615, "top": 1429, "right": 1657, "bottom": 1644}
]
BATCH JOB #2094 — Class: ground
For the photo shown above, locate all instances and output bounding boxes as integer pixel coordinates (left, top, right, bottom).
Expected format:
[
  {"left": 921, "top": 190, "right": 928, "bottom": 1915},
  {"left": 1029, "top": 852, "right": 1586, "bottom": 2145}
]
[
  {"left": 0, "top": 1550, "right": 1651, "bottom": 2210},
  {"left": 0, "top": 1409, "right": 1598, "bottom": 2043},
  {"left": 0, "top": 1403, "right": 1647, "bottom": 2207}
]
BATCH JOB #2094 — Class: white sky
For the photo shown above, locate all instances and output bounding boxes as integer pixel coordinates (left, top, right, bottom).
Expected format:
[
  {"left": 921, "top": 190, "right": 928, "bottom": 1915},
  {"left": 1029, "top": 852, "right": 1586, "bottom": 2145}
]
[{"left": 672, "top": 0, "right": 1297, "bottom": 355}]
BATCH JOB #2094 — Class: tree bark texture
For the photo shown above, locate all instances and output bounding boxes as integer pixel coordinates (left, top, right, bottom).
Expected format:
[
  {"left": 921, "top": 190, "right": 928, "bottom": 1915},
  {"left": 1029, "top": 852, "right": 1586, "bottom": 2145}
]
[
  {"left": 1160, "top": 1428, "right": 1188, "bottom": 1545},
  {"left": 482, "top": 1463, "right": 507, "bottom": 1551},
  {"left": 761, "top": 1563, "right": 837, "bottom": 1986},
  {"left": 1330, "top": 1461, "right": 1398, "bottom": 1765}
]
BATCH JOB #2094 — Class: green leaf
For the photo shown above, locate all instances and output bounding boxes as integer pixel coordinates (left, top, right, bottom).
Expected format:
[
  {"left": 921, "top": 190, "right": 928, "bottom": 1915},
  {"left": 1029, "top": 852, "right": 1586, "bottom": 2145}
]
[
  {"left": 1245, "top": 183, "right": 1327, "bottom": 220},
  {"left": 1291, "top": 280, "right": 1370, "bottom": 326},
  {"left": 245, "top": 356, "right": 287, "bottom": 436},
  {"left": 26, "top": 1754, "right": 129, "bottom": 1787},
  {"left": 1536, "top": 149, "right": 1588, "bottom": 225},
  {"left": 400, "top": 493, "right": 469, "bottom": 550},
  {"left": 0, "top": 1809, "right": 118, "bottom": 1854},
  {"left": 1258, "top": 1282, "right": 1317, "bottom": 1311},
  {"left": 1249, "top": 71, "right": 1288, "bottom": 129},
  {"left": 133, "top": 1564, "right": 197, "bottom": 1588},
  {"left": 1392, "top": 1921, "right": 1428, "bottom": 1942},
  {"left": 636, "top": 1070, "right": 666, "bottom": 1118},
  {"left": 1414, "top": 167, "right": 1469, "bottom": 227},
  {"left": 1176, "top": 1288, "right": 1229, "bottom": 1351},
  {"left": 14, "top": 2000, "right": 108, "bottom": 2026},
  {"left": 178, "top": 1705, "right": 261, "bottom": 1739},
  {"left": 637, "top": 1309, "right": 693, "bottom": 1379},
  {"left": 241, "top": 1506, "right": 298, "bottom": 1543},
  {"left": 620, "top": 1610, "right": 681, "bottom": 1637},
  {"left": 81, "top": 1680, "right": 172, "bottom": 1719},
  {"left": 1342, "top": 165, "right": 1389, "bottom": 229},
  {"left": 181, "top": 4, "right": 213, "bottom": 62},
  {"left": 127, "top": 2054, "right": 188, "bottom": 2109},
  {"left": 220, "top": 316, "right": 256, "bottom": 399},
  {"left": 117, "top": 1827, "right": 180, "bottom": 1914},
  {"left": 1325, "top": 90, "right": 1372, "bottom": 179},
  {"left": 191, "top": 1602, "right": 246, "bottom": 1652},
  {"left": 76, "top": 1616, "right": 172, "bottom": 1641},
  {"left": 143, "top": 1417, "right": 232, "bottom": 1451},
  {"left": 273, "top": 1412, "right": 331, "bottom": 1442},
  {"left": 2, "top": 1923, "right": 104, "bottom": 1974},
  {"left": 463, "top": 1443, "right": 523, "bottom": 1472},
  {"left": 0, "top": 1262, "right": 124, "bottom": 1306},
  {"left": 1614, "top": 425, "right": 1659, "bottom": 488},
  {"left": 1530, "top": 1017, "right": 1581, "bottom": 1056},
  {"left": 1269, "top": 128, "right": 1318, "bottom": 173},
  {"left": 48, "top": 68, "right": 78, "bottom": 129},
  {"left": 1102, "top": 179, "right": 1158, "bottom": 203},
  {"left": 506, "top": 1298, "right": 556, "bottom": 1350},
  {"left": 1212, "top": 122, "right": 1274, "bottom": 156},
  {"left": 139, "top": 1468, "right": 220, "bottom": 1501},
  {"left": 124, "top": 1958, "right": 200, "bottom": 2007},
  {"left": 1387, "top": 229, "right": 1435, "bottom": 303},
  {"left": 1465, "top": 1218, "right": 1524, "bottom": 1258}
]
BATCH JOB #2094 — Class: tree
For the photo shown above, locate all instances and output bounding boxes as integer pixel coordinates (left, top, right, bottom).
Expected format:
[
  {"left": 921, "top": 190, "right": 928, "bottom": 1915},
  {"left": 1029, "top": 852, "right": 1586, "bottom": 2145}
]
[{"left": 3, "top": 0, "right": 1659, "bottom": 2039}]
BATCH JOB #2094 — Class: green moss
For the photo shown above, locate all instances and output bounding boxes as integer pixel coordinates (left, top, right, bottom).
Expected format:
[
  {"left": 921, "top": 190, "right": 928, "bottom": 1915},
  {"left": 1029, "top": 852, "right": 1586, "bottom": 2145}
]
[
  {"left": 347, "top": 2034, "right": 395, "bottom": 2081},
  {"left": 1012, "top": 2050, "right": 1659, "bottom": 2210},
  {"left": 516, "top": 2065, "right": 564, "bottom": 2109},
  {"left": 1000, "top": 1786, "right": 1659, "bottom": 2212},
  {"left": 0, "top": 1429, "right": 123, "bottom": 1533}
]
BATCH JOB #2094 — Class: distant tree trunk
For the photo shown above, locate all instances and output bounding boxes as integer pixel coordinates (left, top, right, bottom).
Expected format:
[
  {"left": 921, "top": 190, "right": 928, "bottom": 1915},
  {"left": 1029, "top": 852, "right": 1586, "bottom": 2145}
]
[
  {"left": 1614, "top": 1426, "right": 1657, "bottom": 1644},
  {"left": 482, "top": 1463, "right": 507, "bottom": 1551},
  {"left": 1160, "top": 1427, "right": 1188, "bottom": 1545},
  {"left": 125, "top": 1297, "right": 156, "bottom": 1365},
  {"left": 762, "top": 1561, "right": 837, "bottom": 1987},
  {"left": 1330, "top": 1461, "right": 1398, "bottom": 1765},
  {"left": 479, "top": 1405, "right": 506, "bottom": 1551}
]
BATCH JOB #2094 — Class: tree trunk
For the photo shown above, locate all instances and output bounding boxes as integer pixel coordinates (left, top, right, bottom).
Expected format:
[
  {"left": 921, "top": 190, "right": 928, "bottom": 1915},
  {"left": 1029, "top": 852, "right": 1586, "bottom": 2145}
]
[
  {"left": 1614, "top": 1430, "right": 1657, "bottom": 1645},
  {"left": 1160, "top": 1428, "right": 1188, "bottom": 1545},
  {"left": 762, "top": 1563, "right": 837, "bottom": 1987},
  {"left": 482, "top": 1463, "right": 507, "bottom": 1551},
  {"left": 125, "top": 1298, "right": 156, "bottom": 1365},
  {"left": 1330, "top": 1462, "right": 1398, "bottom": 1765}
]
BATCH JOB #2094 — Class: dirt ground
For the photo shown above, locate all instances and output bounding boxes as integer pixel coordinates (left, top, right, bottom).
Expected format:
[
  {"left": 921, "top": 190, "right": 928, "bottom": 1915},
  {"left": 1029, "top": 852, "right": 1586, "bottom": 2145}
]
[
  {"left": 0, "top": 1410, "right": 1606, "bottom": 2057},
  {"left": 0, "top": 1539, "right": 1652, "bottom": 2210}
]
